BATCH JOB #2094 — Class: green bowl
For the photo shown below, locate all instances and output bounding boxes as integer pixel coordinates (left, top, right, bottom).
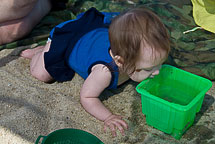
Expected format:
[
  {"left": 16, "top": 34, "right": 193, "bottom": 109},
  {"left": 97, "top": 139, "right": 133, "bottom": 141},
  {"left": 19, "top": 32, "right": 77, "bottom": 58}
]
[{"left": 35, "top": 128, "right": 104, "bottom": 144}]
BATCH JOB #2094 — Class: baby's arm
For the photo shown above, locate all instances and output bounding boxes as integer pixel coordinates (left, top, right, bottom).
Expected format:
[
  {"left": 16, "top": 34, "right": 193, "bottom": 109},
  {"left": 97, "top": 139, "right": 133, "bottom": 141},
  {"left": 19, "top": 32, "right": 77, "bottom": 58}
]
[{"left": 80, "top": 64, "right": 128, "bottom": 137}]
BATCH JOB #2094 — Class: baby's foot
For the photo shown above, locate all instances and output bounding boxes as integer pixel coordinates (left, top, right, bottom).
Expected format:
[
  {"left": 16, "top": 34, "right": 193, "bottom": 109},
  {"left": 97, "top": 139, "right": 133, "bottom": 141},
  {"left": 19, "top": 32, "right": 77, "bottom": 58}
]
[{"left": 20, "top": 46, "right": 44, "bottom": 59}]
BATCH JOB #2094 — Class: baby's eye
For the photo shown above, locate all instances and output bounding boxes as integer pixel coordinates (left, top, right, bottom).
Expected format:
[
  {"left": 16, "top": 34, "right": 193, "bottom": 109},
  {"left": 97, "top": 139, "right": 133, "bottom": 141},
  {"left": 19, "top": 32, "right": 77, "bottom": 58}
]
[
  {"left": 135, "top": 68, "right": 153, "bottom": 72},
  {"left": 135, "top": 69, "right": 142, "bottom": 72},
  {"left": 144, "top": 69, "right": 153, "bottom": 72}
]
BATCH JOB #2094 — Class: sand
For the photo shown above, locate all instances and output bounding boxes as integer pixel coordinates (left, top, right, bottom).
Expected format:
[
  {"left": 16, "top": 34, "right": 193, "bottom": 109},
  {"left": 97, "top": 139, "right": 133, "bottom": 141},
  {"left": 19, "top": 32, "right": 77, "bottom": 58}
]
[{"left": 0, "top": 45, "right": 215, "bottom": 144}]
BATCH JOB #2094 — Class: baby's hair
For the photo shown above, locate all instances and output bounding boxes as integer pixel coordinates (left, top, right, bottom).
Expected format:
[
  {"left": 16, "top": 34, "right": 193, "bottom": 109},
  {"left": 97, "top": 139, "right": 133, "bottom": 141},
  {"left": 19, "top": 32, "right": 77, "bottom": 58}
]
[{"left": 109, "top": 7, "right": 170, "bottom": 73}]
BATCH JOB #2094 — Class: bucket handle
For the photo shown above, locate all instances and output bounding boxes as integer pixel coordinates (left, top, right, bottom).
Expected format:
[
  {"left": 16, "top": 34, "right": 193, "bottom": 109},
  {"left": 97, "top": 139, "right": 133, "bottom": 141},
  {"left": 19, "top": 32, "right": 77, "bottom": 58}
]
[{"left": 35, "top": 135, "right": 47, "bottom": 144}]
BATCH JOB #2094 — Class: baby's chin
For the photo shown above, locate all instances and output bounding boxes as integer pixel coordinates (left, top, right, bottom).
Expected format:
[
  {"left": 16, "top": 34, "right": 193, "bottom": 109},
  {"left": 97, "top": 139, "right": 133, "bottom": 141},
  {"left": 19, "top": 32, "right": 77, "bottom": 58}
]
[{"left": 129, "top": 75, "right": 150, "bottom": 82}]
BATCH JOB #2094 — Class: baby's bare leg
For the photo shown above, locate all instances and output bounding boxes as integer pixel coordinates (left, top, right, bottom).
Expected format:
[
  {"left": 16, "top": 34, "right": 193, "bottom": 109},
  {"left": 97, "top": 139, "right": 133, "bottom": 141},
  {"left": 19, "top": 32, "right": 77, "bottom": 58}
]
[{"left": 30, "top": 42, "right": 53, "bottom": 82}]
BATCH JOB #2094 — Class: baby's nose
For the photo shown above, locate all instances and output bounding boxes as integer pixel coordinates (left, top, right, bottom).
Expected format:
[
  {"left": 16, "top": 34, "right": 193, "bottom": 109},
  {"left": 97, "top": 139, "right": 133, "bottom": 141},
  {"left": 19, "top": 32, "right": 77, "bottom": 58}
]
[{"left": 152, "top": 69, "right": 160, "bottom": 76}]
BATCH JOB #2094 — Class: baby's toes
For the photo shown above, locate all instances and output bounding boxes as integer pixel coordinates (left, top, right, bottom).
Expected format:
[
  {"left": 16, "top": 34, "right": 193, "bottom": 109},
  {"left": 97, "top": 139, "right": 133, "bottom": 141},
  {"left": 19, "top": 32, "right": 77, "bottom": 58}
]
[{"left": 20, "top": 49, "right": 34, "bottom": 59}]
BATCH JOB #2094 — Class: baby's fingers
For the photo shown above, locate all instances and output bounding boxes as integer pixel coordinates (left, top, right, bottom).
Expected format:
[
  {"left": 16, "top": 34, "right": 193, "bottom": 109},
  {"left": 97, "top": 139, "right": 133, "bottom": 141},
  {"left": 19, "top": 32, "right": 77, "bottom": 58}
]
[
  {"left": 103, "top": 115, "right": 128, "bottom": 137},
  {"left": 114, "top": 121, "right": 125, "bottom": 135},
  {"left": 108, "top": 123, "right": 117, "bottom": 137},
  {"left": 108, "top": 121, "right": 127, "bottom": 136},
  {"left": 116, "top": 119, "right": 128, "bottom": 130}
]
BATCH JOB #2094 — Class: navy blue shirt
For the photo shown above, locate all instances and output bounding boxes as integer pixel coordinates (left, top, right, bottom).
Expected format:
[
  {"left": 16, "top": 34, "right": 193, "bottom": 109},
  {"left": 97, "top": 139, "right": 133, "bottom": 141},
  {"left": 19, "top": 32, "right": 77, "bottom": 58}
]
[{"left": 44, "top": 8, "right": 120, "bottom": 89}]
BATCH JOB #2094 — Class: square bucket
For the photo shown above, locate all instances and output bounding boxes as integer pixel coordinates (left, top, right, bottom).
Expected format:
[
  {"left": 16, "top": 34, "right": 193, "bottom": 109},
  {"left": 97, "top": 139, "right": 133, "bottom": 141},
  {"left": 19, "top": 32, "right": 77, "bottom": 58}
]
[{"left": 136, "top": 64, "right": 212, "bottom": 139}]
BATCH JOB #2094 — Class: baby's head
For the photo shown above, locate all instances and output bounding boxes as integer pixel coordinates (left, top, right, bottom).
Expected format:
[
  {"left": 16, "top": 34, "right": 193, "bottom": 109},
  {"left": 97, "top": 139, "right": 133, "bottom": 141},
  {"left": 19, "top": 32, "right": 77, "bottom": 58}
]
[{"left": 109, "top": 7, "right": 170, "bottom": 82}]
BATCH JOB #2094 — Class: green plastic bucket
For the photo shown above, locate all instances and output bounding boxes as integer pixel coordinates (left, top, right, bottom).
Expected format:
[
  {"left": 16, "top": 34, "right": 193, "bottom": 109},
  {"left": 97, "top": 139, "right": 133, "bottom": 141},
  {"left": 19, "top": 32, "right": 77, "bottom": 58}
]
[
  {"left": 136, "top": 64, "right": 212, "bottom": 139},
  {"left": 35, "top": 128, "right": 104, "bottom": 144}
]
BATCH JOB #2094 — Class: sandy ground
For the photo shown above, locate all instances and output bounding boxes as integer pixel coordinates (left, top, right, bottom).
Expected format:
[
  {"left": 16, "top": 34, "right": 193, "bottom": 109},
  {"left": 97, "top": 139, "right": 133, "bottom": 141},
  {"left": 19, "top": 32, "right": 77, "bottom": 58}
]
[{"left": 0, "top": 45, "right": 215, "bottom": 144}]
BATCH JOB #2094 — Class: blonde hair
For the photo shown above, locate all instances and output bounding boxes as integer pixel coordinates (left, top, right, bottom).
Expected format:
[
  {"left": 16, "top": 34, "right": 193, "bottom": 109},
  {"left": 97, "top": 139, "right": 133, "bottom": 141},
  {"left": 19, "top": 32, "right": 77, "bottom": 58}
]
[{"left": 109, "top": 7, "right": 170, "bottom": 73}]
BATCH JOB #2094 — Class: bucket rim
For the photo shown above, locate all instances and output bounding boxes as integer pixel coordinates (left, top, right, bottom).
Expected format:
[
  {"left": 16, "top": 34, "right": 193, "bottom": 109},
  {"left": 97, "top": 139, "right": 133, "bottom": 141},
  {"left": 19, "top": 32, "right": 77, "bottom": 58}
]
[
  {"left": 136, "top": 64, "right": 213, "bottom": 110},
  {"left": 35, "top": 128, "right": 104, "bottom": 144}
]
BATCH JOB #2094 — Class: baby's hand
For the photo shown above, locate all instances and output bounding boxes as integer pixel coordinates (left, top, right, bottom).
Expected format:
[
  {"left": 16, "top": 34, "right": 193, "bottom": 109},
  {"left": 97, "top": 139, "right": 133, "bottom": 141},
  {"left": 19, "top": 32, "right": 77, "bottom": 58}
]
[{"left": 103, "top": 114, "right": 128, "bottom": 137}]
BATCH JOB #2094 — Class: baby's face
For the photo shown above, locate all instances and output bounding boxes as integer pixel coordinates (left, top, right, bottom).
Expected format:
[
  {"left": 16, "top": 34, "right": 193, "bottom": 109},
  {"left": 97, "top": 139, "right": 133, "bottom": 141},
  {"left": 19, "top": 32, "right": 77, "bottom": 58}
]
[{"left": 128, "top": 45, "right": 167, "bottom": 82}]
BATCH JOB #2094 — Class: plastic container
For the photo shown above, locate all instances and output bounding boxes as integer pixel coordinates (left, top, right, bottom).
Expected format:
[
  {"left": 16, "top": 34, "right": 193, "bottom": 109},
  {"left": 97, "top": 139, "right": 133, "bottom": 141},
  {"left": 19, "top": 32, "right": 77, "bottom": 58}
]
[
  {"left": 35, "top": 128, "right": 104, "bottom": 144},
  {"left": 136, "top": 64, "right": 212, "bottom": 139}
]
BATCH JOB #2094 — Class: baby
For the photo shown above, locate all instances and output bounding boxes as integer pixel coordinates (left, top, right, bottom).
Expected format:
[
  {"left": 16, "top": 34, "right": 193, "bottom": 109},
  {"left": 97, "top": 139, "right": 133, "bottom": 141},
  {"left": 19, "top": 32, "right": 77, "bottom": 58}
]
[{"left": 21, "top": 7, "right": 170, "bottom": 137}]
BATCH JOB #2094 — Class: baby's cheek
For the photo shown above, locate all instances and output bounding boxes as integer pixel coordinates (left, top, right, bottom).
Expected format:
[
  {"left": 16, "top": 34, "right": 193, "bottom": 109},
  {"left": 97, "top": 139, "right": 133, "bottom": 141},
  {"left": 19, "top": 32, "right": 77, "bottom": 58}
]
[
  {"left": 130, "top": 71, "right": 151, "bottom": 82},
  {"left": 129, "top": 72, "right": 139, "bottom": 82},
  {"left": 138, "top": 71, "right": 151, "bottom": 81}
]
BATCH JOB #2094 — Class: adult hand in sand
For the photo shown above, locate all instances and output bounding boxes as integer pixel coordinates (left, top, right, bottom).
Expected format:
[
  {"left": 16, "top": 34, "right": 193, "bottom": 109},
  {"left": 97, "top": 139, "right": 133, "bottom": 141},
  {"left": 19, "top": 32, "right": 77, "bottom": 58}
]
[{"left": 0, "top": 0, "right": 51, "bottom": 45}]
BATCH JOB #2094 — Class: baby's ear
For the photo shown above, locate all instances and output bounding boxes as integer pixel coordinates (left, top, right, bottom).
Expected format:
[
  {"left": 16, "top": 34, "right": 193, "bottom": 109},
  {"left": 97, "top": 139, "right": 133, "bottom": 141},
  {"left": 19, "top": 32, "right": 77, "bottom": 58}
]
[{"left": 114, "top": 55, "right": 124, "bottom": 68}]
